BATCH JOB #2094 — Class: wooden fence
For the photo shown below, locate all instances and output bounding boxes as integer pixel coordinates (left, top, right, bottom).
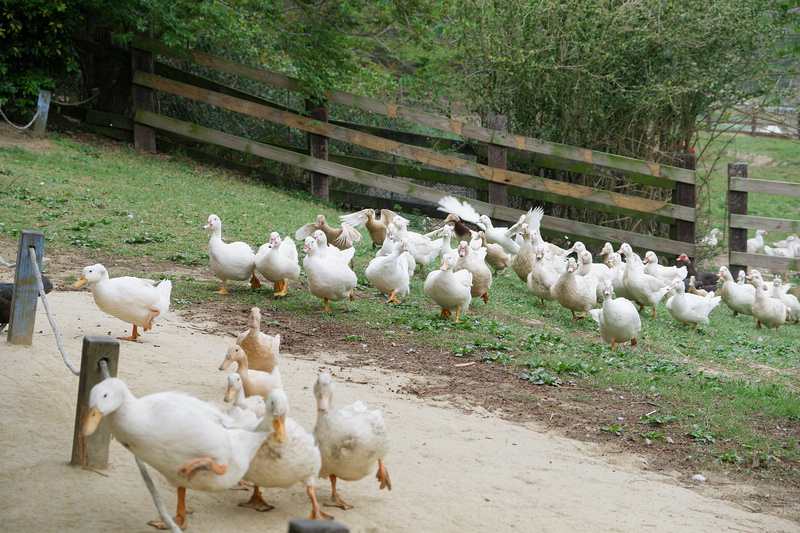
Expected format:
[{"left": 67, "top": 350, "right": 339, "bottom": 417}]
[
  {"left": 727, "top": 163, "right": 800, "bottom": 278},
  {"left": 69, "top": 36, "right": 698, "bottom": 260}
]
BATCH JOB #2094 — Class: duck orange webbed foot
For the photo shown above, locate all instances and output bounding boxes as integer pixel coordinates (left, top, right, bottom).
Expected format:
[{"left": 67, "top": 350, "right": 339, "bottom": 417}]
[{"left": 238, "top": 486, "right": 274, "bottom": 512}]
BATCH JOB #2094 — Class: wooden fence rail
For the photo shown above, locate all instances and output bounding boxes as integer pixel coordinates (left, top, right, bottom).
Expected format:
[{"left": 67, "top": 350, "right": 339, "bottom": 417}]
[{"left": 727, "top": 162, "right": 800, "bottom": 279}]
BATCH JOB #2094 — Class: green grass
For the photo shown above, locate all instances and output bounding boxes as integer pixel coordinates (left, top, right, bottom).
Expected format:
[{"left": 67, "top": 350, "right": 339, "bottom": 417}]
[{"left": 3, "top": 130, "right": 800, "bottom": 488}]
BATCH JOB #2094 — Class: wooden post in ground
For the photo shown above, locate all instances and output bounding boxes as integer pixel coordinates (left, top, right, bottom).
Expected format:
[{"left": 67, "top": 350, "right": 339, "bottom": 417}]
[
  {"left": 306, "top": 100, "right": 329, "bottom": 202},
  {"left": 486, "top": 115, "right": 508, "bottom": 209},
  {"left": 673, "top": 153, "right": 696, "bottom": 254},
  {"left": 727, "top": 162, "right": 749, "bottom": 280},
  {"left": 7, "top": 230, "right": 45, "bottom": 345},
  {"left": 71, "top": 337, "right": 120, "bottom": 469},
  {"left": 132, "top": 43, "right": 156, "bottom": 152}
]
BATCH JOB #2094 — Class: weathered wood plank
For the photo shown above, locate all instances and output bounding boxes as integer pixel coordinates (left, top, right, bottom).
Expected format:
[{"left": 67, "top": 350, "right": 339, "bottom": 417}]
[
  {"left": 131, "top": 35, "right": 695, "bottom": 185},
  {"left": 729, "top": 251, "right": 800, "bottom": 272},
  {"left": 729, "top": 214, "right": 800, "bottom": 234},
  {"left": 729, "top": 177, "right": 800, "bottom": 197},
  {"left": 133, "top": 71, "right": 694, "bottom": 222},
  {"left": 86, "top": 110, "right": 134, "bottom": 130},
  {"left": 6, "top": 231, "right": 45, "bottom": 345}
]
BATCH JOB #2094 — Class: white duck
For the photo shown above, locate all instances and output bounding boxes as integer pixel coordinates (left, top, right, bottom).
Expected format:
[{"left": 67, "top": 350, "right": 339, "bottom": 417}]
[
  {"left": 477, "top": 214, "right": 520, "bottom": 255},
  {"left": 717, "top": 265, "right": 755, "bottom": 317},
  {"left": 365, "top": 239, "right": 411, "bottom": 303},
  {"left": 219, "top": 345, "right": 283, "bottom": 401},
  {"left": 527, "top": 245, "right": 560, "bottom": 308},
  {"left": 313, "top": 373, "right": 391, "bottom": 510},
  {"left": 589, "top": 279, "right": 642, "bottom": 351},
  {"left": 302, "top": 236, "right": 357, "bottom": 312},
  {"left": 314, "top": 230, "right": 357, "bottom": 266},
  {"left": 82, "top": 378, "right": 267, "bottom": 530},
  {"left": 456, "top": 240, "right": 492, "bottom": 304},
  {"left": 223, "top": 372, "right": 266, "bottom": 428},
  {"left": 236, "top": 307, "right": 280, "bottom": 373},
  {"left": 511, "top": 224, "right": 535, "bottom": 283},
  {"left": 772, "top": 275, "right": 800, "bottom": 323},
  {"left": 239, "top": 389, "right": 332, "bottom": 520},
  {"left": 699, "top": 228, "right": 723, "bottom": 248},
  {"left": 643, "top": 251, "right": 687, "bottom": 286},
  {"left": 665, "top": 280, "right": 722, "bottom": 333},
  {"left": 620, "top": 245, "right": 669, "bottom": 318},
  {"left": 393, "top": 218, "right": 441, "bottom": 274},
  {"left": 423, "top": 253, "right": 473, "bottom": 322},
  {"left": 575, "top": 249, "right": 615, "bottom": 300},
  {"left": 203, "top": 214, "right": 260, "bottom": 294},
  {"left": 747, "top": 229, "right": 768, "bottom": 253},
  {"left": 552, "top": 257, "right": 598, "bottom": 322},
  {"left": 746, "top": 270, "right": 788, "bottom": 333},
  {"left": 73, "top": 263, "right": 171, "bottom": 341},
  {"left": 255, "top": 231, "right": 300, "bottom": 297}
]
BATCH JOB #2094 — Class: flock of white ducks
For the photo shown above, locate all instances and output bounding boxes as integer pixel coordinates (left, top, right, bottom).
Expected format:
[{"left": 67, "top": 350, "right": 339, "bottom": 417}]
[{"left": 80, "top": 308, "right": 391, "bottom": 529}]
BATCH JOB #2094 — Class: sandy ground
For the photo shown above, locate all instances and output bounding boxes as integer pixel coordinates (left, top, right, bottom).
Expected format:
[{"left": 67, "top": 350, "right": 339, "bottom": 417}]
[{"left": 1, "top": 268, "right": 799, "bottom": 533}]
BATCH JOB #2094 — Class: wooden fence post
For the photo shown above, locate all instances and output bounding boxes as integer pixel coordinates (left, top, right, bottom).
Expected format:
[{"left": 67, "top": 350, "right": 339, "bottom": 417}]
[
  {"left": 71, "top": 336, "right": 120, "bottom": 469},
  {"left": 486, "top": 115, "right": 508, "bottom": 208},
  {"left": 673, "top": 153, "right": 696, "bottom": 253},
  {"left": 132, "top": 43, "right": 156, "bottom": 152},
  {"left": 727, "top": 162, "right": 749, "bottom": 280},
  {"left": 7, "top": 230, "right": 45, "bottom": 345},
  {"left": 306, "top": 100, "right": 329, "bottom": 201}
]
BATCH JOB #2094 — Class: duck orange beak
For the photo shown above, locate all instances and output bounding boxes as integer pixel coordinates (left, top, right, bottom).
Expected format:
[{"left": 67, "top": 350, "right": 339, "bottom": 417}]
[
  {"left": 72, "top": 276, "right": 87, "bottom": 288},
  {"left": 272, "top": 414, "right": 286, "bottom": 444},
  {"left": 82, "top": 405, "right": 103, "bottom": 436}
]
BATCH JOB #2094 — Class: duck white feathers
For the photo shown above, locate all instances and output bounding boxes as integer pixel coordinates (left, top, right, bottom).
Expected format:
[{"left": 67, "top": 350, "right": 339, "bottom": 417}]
[
  {"left": 589, "top": 279, "right": 641, "bottom": 351},
  {"left": 746, "top": 270, "right": 788, "bottom": 333},
  {"left": 643, "top": 251, "right": 687, "bottom": 286},
  {"left": 239, "top": 389, "right": 332, "bottom": 520},
  {"left": 223, "top": 372, "right": 266, "bottom": 427},
  {"left": 236, "top": 307, "right": 280, "bottom": 373},
  {"left": 219, "top": 345, "right": 283, "bottom": 401},
  {"left": 255, "top": 232, "right": 300, "bottom": 296},
  {"left": 302, "top": 236, "right": 357, "bottom": 312},
  {"left": 365, "top": 239, "right": 411, "bottom": 303},
  {"left": 527, "top": 245, "right": 560, "bottom": 308},
  {"left": 747, "top": 229, "right": 768, "bottom": 253},
  {"left": 73, "top": 263, "right": 171, "bottom": 341},
  {"left": 665, "top": 279, "right": 722, "bottom": 333},
  {"left": 203, "top": 214, "right": 260, "bottom": 294},
  {"left": 717, "top": 265, "right": 755, "bottom": 317},
  {"left": 82, "top": 378, "right": 267, "bottom": 530},
  {"left": 552, "top": 257, "right": 598, "bottom": 321},
  {"left": 620, "top": 245, "right": 669, "bottom": 318},
  {"left": 393, "top": 218, "right": 441, "bottom": 273},
  {"left": 511, "top": 224, "right": 535, "bottom": 283},
  {"left": 313, "top": 373, "right": 391, "bottom": 510},
  {"left": 424, "top": 253, "right": 473, "bottom": 322}
]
